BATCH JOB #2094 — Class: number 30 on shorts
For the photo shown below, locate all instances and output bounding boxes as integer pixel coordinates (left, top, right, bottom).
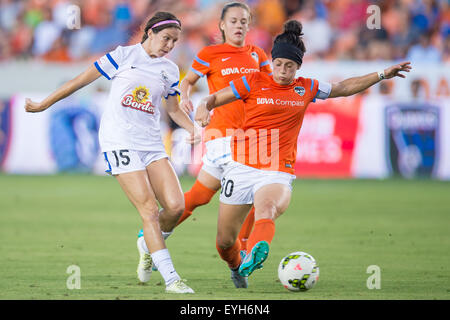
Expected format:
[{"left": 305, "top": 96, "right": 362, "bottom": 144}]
[{"left": 221, "top": 178, "right": 234, "bottom": 197}]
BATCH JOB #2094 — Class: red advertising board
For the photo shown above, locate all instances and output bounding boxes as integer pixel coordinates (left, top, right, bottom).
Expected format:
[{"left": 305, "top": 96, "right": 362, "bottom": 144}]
[{"left": 294, "top": 96, "right": 362, "bottom": 178}]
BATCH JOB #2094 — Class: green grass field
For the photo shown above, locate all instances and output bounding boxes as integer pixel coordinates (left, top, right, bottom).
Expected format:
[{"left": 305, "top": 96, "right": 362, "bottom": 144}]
[{"left": 0, "top": 174, "right": 449, "bottom": 300}]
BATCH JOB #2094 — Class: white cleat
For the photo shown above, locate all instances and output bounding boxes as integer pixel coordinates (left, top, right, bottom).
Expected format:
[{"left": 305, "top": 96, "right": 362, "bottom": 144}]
[
  {"left": 231, "top": 268, "right": 248, "bottom": 288},
  {"left": 165, "top": 279, "right": 195, "bottom": 294},
  {"left": 136, "top": 237, "right": 152, "bottom": 283}
]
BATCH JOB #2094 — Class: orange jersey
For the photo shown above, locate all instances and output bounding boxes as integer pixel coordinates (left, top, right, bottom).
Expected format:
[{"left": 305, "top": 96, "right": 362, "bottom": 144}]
[
  {"left": 229, "top": 72, "right": 319, "bottom": 174},
  {"left": 191, "top": 43, "right": 272, "bottom": 141}
]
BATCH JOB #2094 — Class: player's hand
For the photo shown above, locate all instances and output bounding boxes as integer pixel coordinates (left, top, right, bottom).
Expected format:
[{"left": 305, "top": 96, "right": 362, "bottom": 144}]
[
  {"left": 384, "top": 61, "right": 412, "bottom": 79},
  {"left": 180, "top": 97, "right": 194, "bottom": 114},
  {"left": 186, "top": 124, "right": 202, "bottom": 145},
  {"left": 24, "top": 98, "right": 47, "bottom": 113},
  {"left": 194, "top": 101, "right": 211, "bottom": 127}
]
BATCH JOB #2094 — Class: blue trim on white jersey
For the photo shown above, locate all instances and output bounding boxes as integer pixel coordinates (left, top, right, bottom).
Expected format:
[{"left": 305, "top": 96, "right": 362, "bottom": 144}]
[
  {"left": 164, "top": 91, "right": 180, "bottom": 99},
  {"left": 230, "top": 81, "right": 241, "bottom": 99},
  {"left": 194, "top": 55, "right": 210, "bottom": 67},
  {"left": 106, "top": 53, "right": 119, "bottom": 69},
  {"left": 212, "top": 153, "right": 231, "bottom": 163},
  {"left": 171, "top": 81, "right": 179, "bottom": 87},
  {"left": 103, "top": 152, "right": 112, "bottom": 174},
  {"left": 95, "top": 62, "right": 111, "bottom": 80}
]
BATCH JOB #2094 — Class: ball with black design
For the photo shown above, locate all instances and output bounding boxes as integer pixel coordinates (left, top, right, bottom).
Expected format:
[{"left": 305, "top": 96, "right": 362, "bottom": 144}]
[{"left": 278, "top": 251, "right": 319, "bottom": 291}]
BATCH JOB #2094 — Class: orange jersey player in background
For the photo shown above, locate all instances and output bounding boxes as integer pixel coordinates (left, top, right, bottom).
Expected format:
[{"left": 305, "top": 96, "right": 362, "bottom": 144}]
[
  {"left": 136, "top": 2, "right": 272, "bottom": 289},
  {"left": 189, "top": 41, "right": 272, "bottom": 141},
  {"left": 195, "top": 20, "right": 411, "bottom": 287}
]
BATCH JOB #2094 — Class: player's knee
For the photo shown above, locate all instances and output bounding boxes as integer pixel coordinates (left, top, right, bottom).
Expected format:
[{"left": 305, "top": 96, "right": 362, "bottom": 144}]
[
  {"left": 255, "top": 199, "right": 278, "bottom": 220},
  {"left": 164, "top": 198, "right": 185, "bottom": 216},
  {"left": 216, "top": 233, "right": 235, "bottom": 249},
  {"left": 138, "top": 201, "right": 160, "bottom": 224}
]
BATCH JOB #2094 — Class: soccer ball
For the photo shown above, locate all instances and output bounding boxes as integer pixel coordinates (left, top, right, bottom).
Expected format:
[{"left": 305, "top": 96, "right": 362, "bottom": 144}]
[{"left": 278, "top": 251, "right": 319, "bottom": 291}]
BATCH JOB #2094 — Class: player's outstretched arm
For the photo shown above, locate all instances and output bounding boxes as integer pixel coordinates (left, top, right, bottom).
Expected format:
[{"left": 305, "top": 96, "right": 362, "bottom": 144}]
[
  {"left": 24, "top": 65, "right": 102, "bottom": 113},
  {"left": 328, "top": 61, "right": 412, "bottom": 98},
  {"left": 194, "top": 86, "right": 237, "bottom": 127},
  {"left": 179, "top": 70, "right": 201, "bottom": 113}
]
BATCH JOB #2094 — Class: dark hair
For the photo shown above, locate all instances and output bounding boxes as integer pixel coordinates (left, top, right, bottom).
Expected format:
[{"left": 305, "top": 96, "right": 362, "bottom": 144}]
[
  {"left": 219, "top": 2, "right": 251, "bottom": 43},
  {"left": 141, "top": 12, "right": 181, "bottom": 43},
  {"left": 273, "top": 20, "right": 306, "bottom": 56}
]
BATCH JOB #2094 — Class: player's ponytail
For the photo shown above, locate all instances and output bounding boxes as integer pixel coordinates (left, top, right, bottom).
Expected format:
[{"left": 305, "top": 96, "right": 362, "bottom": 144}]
[
  {"left": 271, "top": 20, "right": 306, "bottom": 66},
  {"left": 141, "top": 12, "right": 181, "bottom": 44}
]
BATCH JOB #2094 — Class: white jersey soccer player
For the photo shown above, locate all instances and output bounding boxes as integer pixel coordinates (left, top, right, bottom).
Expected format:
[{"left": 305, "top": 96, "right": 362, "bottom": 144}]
[
  {"left": 96, "top": 43, "right": 180, "bottom": 158},
  {"left": 25, "top": 12, "right": 198, "bottom": 294}
]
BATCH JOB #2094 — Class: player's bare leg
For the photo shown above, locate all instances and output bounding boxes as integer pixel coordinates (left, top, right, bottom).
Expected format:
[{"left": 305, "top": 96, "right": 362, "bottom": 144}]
[
  {"left": 116, "top": 170, "right": 193, "bottom": 293},
  {"left": 146, "top": 158, "right": 185, "bottom": 233},
  {"left": 116, "top": 171, "right": 165, "bottom": 252},
  {"left": 116, "top": 170, "right": 164, "bottom": 283},
  {"left": 178, "top": 168, "right": 256, "bottom": 251},
  {"left": 216, "top": 202, "right": 252, "bottom": 288}
]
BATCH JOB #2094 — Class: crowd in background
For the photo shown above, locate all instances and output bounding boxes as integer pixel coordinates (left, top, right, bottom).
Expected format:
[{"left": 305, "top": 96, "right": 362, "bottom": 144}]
[{"left": 0, "top": 0, "right": 448, "bottom": 70}]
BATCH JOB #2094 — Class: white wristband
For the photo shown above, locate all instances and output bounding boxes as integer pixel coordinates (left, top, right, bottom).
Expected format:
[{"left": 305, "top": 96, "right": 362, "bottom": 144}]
[{"left": 377, "top": 70, "right": 386, "bottom": 80}]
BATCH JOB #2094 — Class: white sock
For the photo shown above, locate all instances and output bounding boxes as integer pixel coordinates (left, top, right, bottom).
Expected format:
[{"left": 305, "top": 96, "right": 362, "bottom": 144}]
[
  {"left": 151, "top": 249, "right": 180, "bottom": 286},
  {"left": 138, "top": 231, "right": 173, "bottom": 254}
]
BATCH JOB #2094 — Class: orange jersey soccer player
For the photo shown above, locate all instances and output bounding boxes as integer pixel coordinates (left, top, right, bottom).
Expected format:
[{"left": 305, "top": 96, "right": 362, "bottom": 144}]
[
  {"left": 135, "top": 2, "right": 272, "bottom": 289},
  {"left": 195, "top": 20, "right": 411, "bottom": 287}
]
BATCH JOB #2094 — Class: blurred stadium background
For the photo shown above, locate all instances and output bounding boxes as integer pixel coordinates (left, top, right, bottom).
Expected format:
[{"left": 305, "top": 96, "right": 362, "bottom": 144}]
[
  {"left": 0, "top": 0, "right": 449, "bottom": 179},
  {"left": 0, "top": 0, "right": 449, "bottom": 301}
]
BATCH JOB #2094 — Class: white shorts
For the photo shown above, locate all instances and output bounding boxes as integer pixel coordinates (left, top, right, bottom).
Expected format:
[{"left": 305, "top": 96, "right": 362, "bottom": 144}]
[
  {"left": 219, "top": 160, "right": 296, "bottom": 205},
  {"left": 103, "top": 149, "right": 168, "bottom": 175},
  {"left": 201, "top": 136, "right": 232, "bottom": 180}
]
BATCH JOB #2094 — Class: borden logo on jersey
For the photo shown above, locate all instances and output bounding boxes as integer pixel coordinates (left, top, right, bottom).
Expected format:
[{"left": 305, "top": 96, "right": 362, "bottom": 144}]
[{"left": 121, "top": 86, "right": 155, "bottom": 114}]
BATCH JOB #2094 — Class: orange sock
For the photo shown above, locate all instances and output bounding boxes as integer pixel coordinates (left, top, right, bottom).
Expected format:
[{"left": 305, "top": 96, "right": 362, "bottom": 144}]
[
  {"left": 216, "top": 240, "right": 242, "bottom": 270},
  {"left": 176, "top": 180, "right": 217, "bottom": 226},
  {"left": 238, "top": 207, "right": 255, "bottom": 252},
  {"left": 246, "top": 219, "right": 275, "bottom": 254}
]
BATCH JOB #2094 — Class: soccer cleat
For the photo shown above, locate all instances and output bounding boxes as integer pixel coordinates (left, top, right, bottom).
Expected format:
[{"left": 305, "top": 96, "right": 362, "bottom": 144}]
[
  {"left": 231, "top": 268, "right": 248, "bottom": 288},
  {"left": 138, "top": 230, "right": 158, "bottom": 272},
  {"left": 165, "top": 279, "right": 195, "bottom": 294},
  {"left": 136, "top": 237, "right": 153, "bottom": 283},
  {"left": 238, "top": 241, "right": 269, "bottom": 277}
]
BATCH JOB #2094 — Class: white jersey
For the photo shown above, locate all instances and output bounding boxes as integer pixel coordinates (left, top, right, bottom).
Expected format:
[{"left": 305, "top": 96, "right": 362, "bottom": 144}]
[{"left": 94, "top": 43, "right": 180, "bottom": 152}]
